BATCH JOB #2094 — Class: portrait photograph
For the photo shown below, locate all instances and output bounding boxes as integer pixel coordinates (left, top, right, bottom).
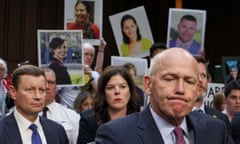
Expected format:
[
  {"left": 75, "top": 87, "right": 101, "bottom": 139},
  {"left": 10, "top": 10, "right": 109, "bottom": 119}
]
[
  {"left": 111, "top": 56, "right": 147, "bottom": 90},
  {"left": 204, "top": 83, "right": 224, "bottom": 108},
  {"left": 166, "top": 8, "right": 206, "bottom": 55},
  {"left": 222, "top": 56, "right": 240, "bottom": 85},
  {"left": 109, "top": 6, "right": 154, "bottom": 58},
  {"left": 37, "top": 29, "right": 85, "bottom": 86},
  {"left": 64, "top": 0, "right": 103, "bottom": 45}
]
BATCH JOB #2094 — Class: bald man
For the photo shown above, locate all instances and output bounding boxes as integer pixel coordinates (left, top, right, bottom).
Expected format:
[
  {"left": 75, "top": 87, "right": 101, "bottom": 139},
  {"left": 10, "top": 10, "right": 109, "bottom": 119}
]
[{"left": 95, "top": 48, "right": 233, "bottom": 144}]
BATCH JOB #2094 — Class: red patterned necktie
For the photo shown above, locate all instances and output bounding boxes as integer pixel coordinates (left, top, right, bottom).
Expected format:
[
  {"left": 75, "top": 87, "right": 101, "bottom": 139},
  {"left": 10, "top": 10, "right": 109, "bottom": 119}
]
[{"left": 173, "top": 127, "right": 186, "bottom": 144}]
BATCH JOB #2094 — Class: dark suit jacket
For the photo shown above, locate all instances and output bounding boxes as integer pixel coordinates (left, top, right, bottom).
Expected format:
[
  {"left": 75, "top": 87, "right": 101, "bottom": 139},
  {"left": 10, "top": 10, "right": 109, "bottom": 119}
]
[
  {"left": 95, "top": 105, "right": 234, "bottom": 144},
  {"left": 0, "top": 113, "right": 69, "bottom": 144},
  {"left": 77, "top": 108, "right": 98, "bottom": 144},
  {"left": 231, "top": 112, "right": 240, "bottom": 144},
  {"left": 204, "top": 105, "right": 232, "bottom": 136}
]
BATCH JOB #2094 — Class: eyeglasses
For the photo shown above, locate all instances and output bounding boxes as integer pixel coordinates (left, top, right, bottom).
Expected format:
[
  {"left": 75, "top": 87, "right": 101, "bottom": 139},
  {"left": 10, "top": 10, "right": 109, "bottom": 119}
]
[{"left": 47, "top": 80, "right": 56, "bottom": 86}]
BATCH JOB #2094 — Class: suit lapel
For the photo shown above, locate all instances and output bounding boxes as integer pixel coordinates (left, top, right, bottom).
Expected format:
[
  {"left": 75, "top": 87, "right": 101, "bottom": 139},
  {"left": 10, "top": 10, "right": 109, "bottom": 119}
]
[
  {"left": 40, "top": 117, "right": 53, "bottom": 143},
  {"left": 5, "top": 113, "right": 23, "bottom": 144},
  {"left": 188, "top": 112, "right": 208, "bottom": 144},
  {"left": 137, "top": 106, "right": 164, "bottom": 144},
  {"left": 204, "top": 105, "right": 218, "bottom": 119}
]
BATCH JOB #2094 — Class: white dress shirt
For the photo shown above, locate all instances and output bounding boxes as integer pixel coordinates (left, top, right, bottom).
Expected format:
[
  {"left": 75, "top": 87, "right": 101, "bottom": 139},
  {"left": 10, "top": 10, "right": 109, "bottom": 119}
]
[
  {"left": 149, "top": 105, "right": 194, "bottom": 144},
  {"left": 14, "top": 107, "right": 47, "bottom": 144},
  {"left": 192, "top": 104, "right": 205, "bottom": 113},
  {"left": 40, "top": 101, "right": 80, "bottom": 144}
]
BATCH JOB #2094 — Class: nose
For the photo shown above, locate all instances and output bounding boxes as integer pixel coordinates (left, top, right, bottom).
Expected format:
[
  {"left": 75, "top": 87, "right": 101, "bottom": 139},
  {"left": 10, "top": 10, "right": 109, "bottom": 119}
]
[
  {"left": 87, "top": 104, "right": 93, "bottom": 109},
  {"left": 175, "top": 79, "right": 185, "bottom": 94},
  {"left": 35, "top": 90, "right": 42, "bottom": 99},
  {"left": 114, "top": 87, "right": 120, "bottom": 95}
]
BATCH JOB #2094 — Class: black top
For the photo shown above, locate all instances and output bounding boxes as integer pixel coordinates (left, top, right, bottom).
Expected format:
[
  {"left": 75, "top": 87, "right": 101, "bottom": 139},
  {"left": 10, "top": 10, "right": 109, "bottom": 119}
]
[
  {"left": 78, "top": 109, "right": 97, "bottom": 144},
  {"left": 231, "top": 112, "right": 240, "bottom": 144},
  {"left": 49, "top": 57, "right": 71, "bottom": 85}
]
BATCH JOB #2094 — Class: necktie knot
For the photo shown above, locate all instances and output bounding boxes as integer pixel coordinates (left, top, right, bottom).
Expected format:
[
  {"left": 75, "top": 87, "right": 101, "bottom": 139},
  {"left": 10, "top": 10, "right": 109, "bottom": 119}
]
[
  {"left": 173, "top": 127, "right": 186, "bottom": 144},
  {"left": 29, "top": 124, "right": 38, "bottom": 131},
  {"left": 29, "top": 124, "right": 42, "bottom": 144}
]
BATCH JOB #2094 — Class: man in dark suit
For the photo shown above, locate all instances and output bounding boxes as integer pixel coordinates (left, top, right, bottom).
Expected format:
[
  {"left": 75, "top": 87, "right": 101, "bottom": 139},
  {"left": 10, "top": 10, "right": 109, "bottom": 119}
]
[
  {"left": 231, "top": 112, "right": 240, "bottom": 143},
  {"left": 192, "top": 56, "right": 232, "bottom": 136},
  {"left": 0, "top": 65, "right": 68, "bottom": 144},
  {"left": 95, "top": 48, "right": 233, "bottom": 143}
]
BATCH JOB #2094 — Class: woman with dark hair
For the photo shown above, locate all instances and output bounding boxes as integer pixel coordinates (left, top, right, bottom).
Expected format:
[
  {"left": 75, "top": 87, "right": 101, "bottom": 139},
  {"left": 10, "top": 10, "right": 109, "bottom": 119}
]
[
  {"left": 73, "top": 91, "right": 94, "bottom": 113},
  {"left": 67, "top": 0, "right": 99, "bottom": 39},
  {"left": 120, "top": 14, "right": 152, "bottom": 56},
  {"left": 77, "top": 66, "right": 140, "bottom": 144},
  {"left": 48, "top": 37, "right": 71, "bottom": 85}
]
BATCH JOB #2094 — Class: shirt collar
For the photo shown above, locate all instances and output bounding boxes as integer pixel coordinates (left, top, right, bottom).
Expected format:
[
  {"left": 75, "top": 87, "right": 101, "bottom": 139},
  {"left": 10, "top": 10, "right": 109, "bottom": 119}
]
[
  {"left": 149, "top": 105, "right": 189, "bottom": 138},
  {"left": 192, "top": 104, "right": 205, "bottom": 113},
  {"left": 14, "top": 107, "right": 41, "bottom": 130}
]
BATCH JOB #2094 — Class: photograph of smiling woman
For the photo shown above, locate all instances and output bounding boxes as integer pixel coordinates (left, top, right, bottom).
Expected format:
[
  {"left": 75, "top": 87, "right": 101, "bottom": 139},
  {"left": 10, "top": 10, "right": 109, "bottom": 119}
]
[
  {"left": 109, "top": 6, "right": 154, "bottom": 58},
  {"left": 64, "top": 0, "right": 103, "bottom": 45}
]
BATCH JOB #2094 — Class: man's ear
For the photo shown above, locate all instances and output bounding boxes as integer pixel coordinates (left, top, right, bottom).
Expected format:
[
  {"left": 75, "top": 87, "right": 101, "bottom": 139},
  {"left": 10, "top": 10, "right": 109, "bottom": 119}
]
[
  {"left": 8, "top": 85, "right": 17, "bottom": 100},
  {"left": 143, "top": 75, "right": 152, "bottom": 96}
]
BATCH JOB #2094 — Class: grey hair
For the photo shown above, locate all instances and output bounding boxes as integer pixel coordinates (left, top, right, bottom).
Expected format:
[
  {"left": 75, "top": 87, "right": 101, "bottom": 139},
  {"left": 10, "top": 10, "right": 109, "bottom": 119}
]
[
  {"left": 0, "top": 58, "right": 8, "bottom": 78},
  {"left": 149, "top": 53, "right": 162, "bottom": 75}
]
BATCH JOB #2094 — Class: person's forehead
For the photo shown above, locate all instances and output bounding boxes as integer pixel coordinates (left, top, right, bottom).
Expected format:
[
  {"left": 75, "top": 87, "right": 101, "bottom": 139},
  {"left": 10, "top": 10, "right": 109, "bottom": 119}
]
[
  {"left": 159, "top": 55, "right": 198, "bottom": 74},
  {"left": 229, "top": 89, "right": 240, "bottom": 95},
  {"left": 198, "top": 62, "right": 207, "bottom": 73},
  {"left": 45, "top": 71, "right": 56, "bottom": 80},
  {"left": 18, "top": 75, "right": 45, "bottom": 84}
]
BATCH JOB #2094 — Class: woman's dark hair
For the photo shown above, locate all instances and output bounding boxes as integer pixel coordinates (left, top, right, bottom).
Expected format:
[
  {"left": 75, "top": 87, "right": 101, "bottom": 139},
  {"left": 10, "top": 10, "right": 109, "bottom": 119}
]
[
  {"left": 120, "top": 14, "right": 141, "bottom": 44},
  {"left": 94, "top": 66, "right": 140, "bottom": 126},
  {"left": 49, "top": 37, "right": 65, "bottom": 50},
  {"left": 73, "top": 91, "right": 94, "bottom": 113},
  {"left": 75, "top": 0, "right": 91, "bottom": 14}
]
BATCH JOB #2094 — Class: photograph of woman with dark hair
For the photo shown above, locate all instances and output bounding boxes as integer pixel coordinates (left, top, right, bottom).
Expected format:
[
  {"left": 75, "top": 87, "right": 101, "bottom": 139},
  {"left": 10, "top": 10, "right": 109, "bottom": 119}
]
[
  {"left": 48, "top": 37, "right": 72, "bottom": 85},
  {"left": 67, "top": 0, "right": 99, "bottom": 39},
  {"left": 120, "top": 14, "right": 152, "bottom": 57}
]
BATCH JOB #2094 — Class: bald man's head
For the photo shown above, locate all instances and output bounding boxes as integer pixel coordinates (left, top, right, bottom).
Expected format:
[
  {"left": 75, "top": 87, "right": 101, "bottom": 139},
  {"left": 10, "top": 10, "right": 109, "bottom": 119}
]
[{"left": 149, "top": 48, "right": 199, "bottom": 76}]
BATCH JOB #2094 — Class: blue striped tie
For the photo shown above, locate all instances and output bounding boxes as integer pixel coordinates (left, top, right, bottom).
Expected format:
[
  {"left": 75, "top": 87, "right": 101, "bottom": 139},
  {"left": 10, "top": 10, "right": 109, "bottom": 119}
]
[{"left": 29, "top": 124, "right": 42, "bottom": 144}]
